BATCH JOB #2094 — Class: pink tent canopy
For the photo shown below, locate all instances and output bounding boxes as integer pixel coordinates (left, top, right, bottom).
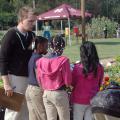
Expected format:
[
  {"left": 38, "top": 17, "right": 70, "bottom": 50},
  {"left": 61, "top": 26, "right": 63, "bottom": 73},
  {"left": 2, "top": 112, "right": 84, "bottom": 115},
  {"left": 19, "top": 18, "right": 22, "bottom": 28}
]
[
  {"left": 38, "top": 4, "right": 91, "bottom": 20},
  {"left": 37, "top": 4, "right": 91, "bottom": 46}
]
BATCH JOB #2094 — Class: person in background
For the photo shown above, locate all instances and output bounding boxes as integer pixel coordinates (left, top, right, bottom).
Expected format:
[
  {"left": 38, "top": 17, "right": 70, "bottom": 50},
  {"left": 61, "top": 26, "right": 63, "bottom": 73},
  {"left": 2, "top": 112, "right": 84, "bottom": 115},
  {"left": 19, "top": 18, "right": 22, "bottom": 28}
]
[
  {"left": 103, "top": 25, "right": 108, "bottom": 38},
  {"left": 0, "top": 6, "right": 37, "bottom": 120},
  {"left": 43, "top": 21, "right": 51, "bottom": 41},
  {"left": 36, "top": 35, "right": 72, "bottom": 120},
  {"left": 71, "top": 41, "right": 104, "bottom": 120},
  {"left": 25, "top": 36, "right": 48, "bottom": 120}
]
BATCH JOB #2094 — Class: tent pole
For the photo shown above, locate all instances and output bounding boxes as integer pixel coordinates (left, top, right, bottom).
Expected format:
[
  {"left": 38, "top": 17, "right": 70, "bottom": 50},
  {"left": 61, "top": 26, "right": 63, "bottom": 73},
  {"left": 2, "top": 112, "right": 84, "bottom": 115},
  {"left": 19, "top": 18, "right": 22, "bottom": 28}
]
[
  {"left": 81, "top": 0, "right": 86, "bottom": 42},
  {"left": 60, "top": 20, "right": 63, "bottom": 34},
  {"left": 68, "top": 18, "right": 71, "bottom": 46},
  {"left": 35, "top": 20, "right": 38, "bottom": 35}
]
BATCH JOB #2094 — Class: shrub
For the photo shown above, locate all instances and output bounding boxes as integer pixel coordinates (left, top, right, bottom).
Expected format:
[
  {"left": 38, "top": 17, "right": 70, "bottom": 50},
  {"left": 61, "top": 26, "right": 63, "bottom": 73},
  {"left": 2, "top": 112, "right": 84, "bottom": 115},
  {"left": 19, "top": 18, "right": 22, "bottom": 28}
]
[
  {"left": 105, "top": 65, "right": 120, "bottom": 85},
  {"left": 115, "top": 56, "right": 120, "bottom": 62},
  {"left": 86, "top": 16, "right": 118, "bottom": 38},
  {"left": 100, "top": 58, "right": 120, "bottom": 90}
]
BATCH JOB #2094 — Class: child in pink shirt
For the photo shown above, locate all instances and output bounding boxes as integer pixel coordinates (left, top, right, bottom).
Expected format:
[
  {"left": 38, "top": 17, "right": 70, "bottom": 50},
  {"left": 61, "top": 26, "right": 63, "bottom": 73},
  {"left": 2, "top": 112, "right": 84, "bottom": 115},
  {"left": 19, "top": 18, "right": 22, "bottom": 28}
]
[
  {"left": 36, "top": 35, "right": 72, "bottom": 120},
  {"left": 71, "top": 41, "right": 104, "bottom": 120}
]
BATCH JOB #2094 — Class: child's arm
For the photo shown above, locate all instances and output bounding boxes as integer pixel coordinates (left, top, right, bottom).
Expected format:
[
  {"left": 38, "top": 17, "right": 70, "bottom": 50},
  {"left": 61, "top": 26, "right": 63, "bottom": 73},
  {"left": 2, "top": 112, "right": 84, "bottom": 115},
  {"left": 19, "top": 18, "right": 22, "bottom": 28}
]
[
  {"left": 62, "top": 59, "right": 72, "bottom": 87},
  {"left": 35, "top": 60, "right": 42, "bottom": 86},
  {"left": 35, "top": 68, "right": 42, "bottom": 87}
]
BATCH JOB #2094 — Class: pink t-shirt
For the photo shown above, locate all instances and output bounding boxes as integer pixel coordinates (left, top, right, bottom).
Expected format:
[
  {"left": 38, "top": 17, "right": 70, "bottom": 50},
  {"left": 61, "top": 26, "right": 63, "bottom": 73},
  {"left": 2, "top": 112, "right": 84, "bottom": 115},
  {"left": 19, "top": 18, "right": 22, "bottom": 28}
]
[
  {"left": 71, "top": 63, "right": 104, "bottom": 105},
  {"left": 36, "top": 56, "right": 72, "bottom": 90}
]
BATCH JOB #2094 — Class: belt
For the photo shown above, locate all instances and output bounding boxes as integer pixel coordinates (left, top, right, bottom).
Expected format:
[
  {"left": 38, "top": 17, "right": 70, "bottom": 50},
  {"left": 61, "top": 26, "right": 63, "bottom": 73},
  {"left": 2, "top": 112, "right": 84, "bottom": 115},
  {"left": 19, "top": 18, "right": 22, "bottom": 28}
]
[
  {"left": 56, "top": 85, "right": 66, "bottom": 90},
  {"left": 29, "top": 84, "right": 39, "bottom": 87}
]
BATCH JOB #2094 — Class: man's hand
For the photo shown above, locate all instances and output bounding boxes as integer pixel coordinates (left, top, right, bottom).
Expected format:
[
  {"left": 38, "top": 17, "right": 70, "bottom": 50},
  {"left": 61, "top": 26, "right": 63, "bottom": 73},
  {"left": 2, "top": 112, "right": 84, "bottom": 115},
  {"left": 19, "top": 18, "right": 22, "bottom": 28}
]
[
  {"left": 5, "top": 89, "right": 13, "bottom": 97},
  {"left": 2, "top": 75, "right": 13, "bottom": 97}
]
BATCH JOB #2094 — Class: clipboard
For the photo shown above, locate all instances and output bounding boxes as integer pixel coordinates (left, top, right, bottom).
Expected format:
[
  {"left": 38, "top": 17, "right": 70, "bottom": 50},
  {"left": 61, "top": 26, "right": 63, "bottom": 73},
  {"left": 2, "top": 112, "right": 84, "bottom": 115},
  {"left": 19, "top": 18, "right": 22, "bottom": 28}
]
[{"left": 0, "top": 87, "right": 25, "bottom": 112}]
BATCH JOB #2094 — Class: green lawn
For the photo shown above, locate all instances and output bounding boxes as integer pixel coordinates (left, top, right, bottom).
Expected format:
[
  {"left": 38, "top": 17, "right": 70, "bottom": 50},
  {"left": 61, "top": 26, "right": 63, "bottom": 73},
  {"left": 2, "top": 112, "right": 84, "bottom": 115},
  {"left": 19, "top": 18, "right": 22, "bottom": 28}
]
[
  {"left": 64, "top": 38, "right": 120, "bottom": 62},
  {"left": 0, "top": 31, "right": 120, "bottom": 62}
]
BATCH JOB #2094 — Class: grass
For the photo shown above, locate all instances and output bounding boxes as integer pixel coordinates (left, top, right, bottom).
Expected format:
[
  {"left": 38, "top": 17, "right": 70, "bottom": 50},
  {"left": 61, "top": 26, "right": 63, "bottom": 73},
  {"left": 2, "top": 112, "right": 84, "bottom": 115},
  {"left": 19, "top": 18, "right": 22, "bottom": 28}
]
[
  {"left": 0, "top": 31, "right": 120, "bottom": 62},
  {"left": 63, "top": 38, "right": 120, "bottom": 62}
]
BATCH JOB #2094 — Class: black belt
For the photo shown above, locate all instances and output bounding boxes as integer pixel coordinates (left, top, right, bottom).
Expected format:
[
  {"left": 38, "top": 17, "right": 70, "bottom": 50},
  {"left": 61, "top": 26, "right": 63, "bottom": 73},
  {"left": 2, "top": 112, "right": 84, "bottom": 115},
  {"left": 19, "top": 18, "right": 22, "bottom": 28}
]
[
  {"left": 56, "top": 85, "right": 66, "bottom": 90},
  {"left": 29, "top": 84, "right": 39, "bottom": 87}
]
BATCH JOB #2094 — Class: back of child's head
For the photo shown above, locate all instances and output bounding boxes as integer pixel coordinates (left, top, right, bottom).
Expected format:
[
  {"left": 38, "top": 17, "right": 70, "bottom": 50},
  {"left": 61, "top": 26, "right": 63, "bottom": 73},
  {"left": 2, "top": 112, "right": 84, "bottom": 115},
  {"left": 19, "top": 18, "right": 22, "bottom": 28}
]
[
  {"left": 50, "top": 35, "right": 65, "bottom": 55},
  {"left": 34, "top": 36, "right": 48, "bottom": 50},
  {"left": 80, "top": 41, "right": 99, "bottom": 77}
]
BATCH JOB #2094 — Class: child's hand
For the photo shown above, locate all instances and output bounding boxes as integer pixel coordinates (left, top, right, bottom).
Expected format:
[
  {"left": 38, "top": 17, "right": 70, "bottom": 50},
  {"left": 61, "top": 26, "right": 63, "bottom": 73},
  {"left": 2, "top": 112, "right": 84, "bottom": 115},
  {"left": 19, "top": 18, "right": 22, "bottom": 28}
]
[
  {"left": 66, "top": 85, "right": 74, "bottom": 92},
  {"left": 69, "top": 85, "right": 74, "bottom": 91}
]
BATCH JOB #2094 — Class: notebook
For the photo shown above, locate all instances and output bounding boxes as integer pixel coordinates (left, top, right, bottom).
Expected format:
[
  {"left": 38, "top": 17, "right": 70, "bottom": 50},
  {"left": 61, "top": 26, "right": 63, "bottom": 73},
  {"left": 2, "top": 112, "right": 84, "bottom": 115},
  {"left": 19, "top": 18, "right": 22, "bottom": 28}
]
[{"left": 0, "top": 87, "right": 25, "bottom": 111}]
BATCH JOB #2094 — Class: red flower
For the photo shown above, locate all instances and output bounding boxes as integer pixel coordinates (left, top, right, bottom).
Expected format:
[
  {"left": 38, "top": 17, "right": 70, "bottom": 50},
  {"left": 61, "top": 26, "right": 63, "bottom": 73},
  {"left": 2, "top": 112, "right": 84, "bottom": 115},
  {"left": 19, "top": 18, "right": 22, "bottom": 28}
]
[{"left": 104, "top": 76, "right": 109, "bottom": 81}]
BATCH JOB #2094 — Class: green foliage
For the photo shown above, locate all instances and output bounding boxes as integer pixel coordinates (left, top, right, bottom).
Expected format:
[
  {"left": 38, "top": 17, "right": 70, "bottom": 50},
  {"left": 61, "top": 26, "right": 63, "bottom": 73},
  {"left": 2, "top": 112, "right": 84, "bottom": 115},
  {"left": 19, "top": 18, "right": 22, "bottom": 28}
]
[
  {"left": 104, "top": 55, "right": 120, "bottom": 87},
  {"left": 0, "top": 12, "right": 17, "bottom": 29},
  {"left": 0, "top": 0, "right": 120, "bottom": 29},
  {"left": 0, "top": 0, "right": 14, "bottom": 13},
  {"left": 104, "top": 62, "right": 120, "bottom": 86},
  {"left": 86, "top": 17, "right": 118, "bottom": 38},
  {"left": 0, "top": 80, "right": 3, "bottom": 87},
  {"left": 115, "top": 56, "right": 120, "bottom": 62},
  {"left": 86, "top": 0, "right": 120, "bottom": 22}
]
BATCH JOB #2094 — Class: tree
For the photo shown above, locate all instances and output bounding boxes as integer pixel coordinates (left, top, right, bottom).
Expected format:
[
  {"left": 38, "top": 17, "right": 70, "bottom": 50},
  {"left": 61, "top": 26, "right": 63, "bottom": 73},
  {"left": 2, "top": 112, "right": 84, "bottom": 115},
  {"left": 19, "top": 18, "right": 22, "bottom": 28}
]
[
  {"left": 0, "top": 0, "right": 120, "bottom": 30},
  {"left": 86, "top": 0, "right": 120, "bottom": 23}
]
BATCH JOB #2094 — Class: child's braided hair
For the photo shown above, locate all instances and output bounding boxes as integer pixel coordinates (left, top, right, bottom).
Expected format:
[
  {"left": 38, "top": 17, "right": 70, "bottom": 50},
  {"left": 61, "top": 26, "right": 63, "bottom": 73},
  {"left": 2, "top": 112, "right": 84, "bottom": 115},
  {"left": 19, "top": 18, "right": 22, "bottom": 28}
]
[{"left": 50, "top": 35, "right": 65, "bottom": 55}]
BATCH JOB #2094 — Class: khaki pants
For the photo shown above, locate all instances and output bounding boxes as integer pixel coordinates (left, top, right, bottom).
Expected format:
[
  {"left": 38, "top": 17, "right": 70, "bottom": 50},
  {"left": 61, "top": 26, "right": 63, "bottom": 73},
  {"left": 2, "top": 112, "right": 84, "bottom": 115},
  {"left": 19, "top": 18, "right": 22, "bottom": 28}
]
[
  {"left": 43, "top": 90, "right": 70, "bottom": 120},
  {"left": 73, "top": 104, "right": 92, "bottom": 120},
  {"left": 4, "top": 75, "right": 29, "bottom": 120},
  {"left": 25, "top": 85, "right": 47, "bottom": 120},
  {"left": 94, "top": 113, "right": 120, "bottom": 120}
]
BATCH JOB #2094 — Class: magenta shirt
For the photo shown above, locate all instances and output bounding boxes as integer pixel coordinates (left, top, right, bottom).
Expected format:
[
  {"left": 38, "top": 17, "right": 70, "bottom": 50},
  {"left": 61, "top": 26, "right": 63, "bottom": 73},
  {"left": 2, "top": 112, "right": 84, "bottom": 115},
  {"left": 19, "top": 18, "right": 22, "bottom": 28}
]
[
  {"left": 71, "top": 63, "right": 104, "bottom": 105},
  {"left": 36, "top": 56, "right": 72, "bottom": 90}
]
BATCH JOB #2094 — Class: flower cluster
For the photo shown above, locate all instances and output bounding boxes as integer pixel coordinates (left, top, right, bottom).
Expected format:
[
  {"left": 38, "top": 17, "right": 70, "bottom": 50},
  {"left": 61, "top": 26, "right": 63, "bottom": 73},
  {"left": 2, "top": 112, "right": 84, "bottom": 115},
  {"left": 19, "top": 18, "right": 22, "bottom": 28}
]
[
  {"left": 100, "top": 76, "right": 110, "bottom": 91},
  {"left": 100, "top": 58, "right": 120, "bottom": 91}
]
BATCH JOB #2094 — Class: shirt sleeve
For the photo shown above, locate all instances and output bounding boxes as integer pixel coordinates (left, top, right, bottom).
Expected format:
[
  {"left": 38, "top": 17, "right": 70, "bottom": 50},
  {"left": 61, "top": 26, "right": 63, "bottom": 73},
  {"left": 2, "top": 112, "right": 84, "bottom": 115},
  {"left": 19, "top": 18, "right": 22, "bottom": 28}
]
[
  {"left": 62, "top": 58, "right": 72, "bottom": 86},
  {"left": 36, "top": 60, "right": 41, "bottom": 85},
  {"left": 0, "top": 29, "right": 15, "bottom": 75}
]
